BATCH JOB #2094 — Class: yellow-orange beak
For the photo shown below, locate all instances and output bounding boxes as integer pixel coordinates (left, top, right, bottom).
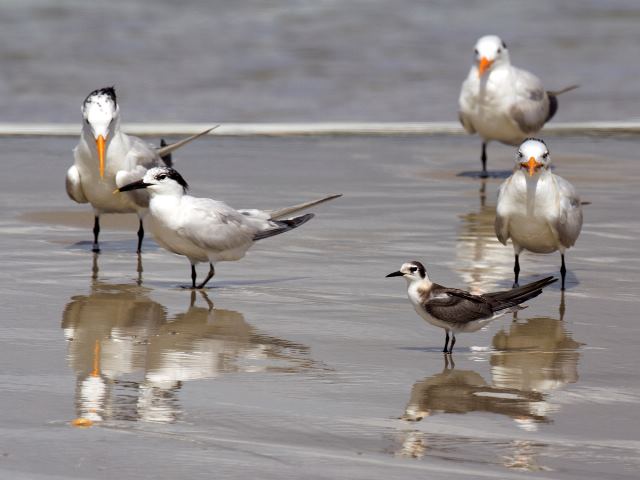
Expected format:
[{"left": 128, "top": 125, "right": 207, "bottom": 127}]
[
  {"left": 96, "top": 135, "right": 106, "bottom": 179},
  {"left": 478, "top": 57, "right": 493, "bottom": 77},
  {"left": 526, "top": 156, "right": 542, "bottom": 177}
]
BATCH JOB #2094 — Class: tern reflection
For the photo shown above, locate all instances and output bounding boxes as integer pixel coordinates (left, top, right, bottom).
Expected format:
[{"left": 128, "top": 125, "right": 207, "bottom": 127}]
[
  {"left": 62, "top": 282, "right": 313, "bottom": 426},
  {"left": 402, "top": 314, "right": 580, "bottom": 429},
  {"left": 455, "top": 179, "right": 513, "bottom": 294}
]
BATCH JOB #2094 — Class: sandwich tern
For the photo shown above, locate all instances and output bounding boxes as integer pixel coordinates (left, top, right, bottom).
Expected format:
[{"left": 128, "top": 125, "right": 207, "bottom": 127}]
[
  {"left": 65, "top": 86, "right": 213, "bottom": 253},
  {"left": 386, "top": 261, "right": 556, "bottom": 354},
  {"left": 495, "top": 138, "right": 583, "bottom": 290},
  {"left": 458, "top": 35, "right": 577, "bottom": 177},
  {"left": 119, "top": 167, "right": 341, "bottom": 288}
]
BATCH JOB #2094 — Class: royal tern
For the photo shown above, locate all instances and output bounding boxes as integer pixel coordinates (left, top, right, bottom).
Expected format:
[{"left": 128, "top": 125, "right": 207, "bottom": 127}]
[
  {"left": 495, "top": 138, "right": 583, "bottom": 290},
  {"left": 458, "top": 35, "right": 577, "bottom": 177},
  {"left": 119, "top": 167, "right": 341, "bottom": 288},
  {"left": 386, "top": 261, "right": 556, "bottom": 353},
  {"left": 65, "top": 86, "right": 213, "bottom": 253}
]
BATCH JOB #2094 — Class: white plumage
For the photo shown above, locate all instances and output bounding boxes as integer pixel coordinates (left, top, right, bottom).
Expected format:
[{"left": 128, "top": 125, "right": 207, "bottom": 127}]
[
  {"left": 495, "top": 138, "right": 583, "bottom": 289},
  {"left": 459, "top": 35, "right": 576, "bottom": 176},
  {"left": 119, "top": 166, "right": 341, "bottom": 288}
]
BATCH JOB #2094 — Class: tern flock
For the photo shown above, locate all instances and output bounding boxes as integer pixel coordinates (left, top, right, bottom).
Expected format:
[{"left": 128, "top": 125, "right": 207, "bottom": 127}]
[{"left": 64, "top": 35, "right": 582, "bottom": 353}]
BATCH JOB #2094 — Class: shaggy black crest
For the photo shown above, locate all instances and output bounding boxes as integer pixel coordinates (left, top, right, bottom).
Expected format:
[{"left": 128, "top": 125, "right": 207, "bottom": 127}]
[
  {"left": 84, "top": 86, "right": 117, "bottom": 106},
  {"left": 502, "top": 40, "right": 507, "bottom": 49},
  {"left": 156, "top": 167, "right": 189, "bottom": 192},
  {"left": 409, "top": 261, "right": 426, "bottom": 278}
]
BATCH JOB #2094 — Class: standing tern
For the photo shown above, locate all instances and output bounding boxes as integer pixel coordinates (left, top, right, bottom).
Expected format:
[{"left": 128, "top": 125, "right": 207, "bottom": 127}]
[
  {"left": 495, "top": 138, "right": 583, "bottom": 290},
  {"left": 119, "top": 167, "right": 341, "bottom": 288},
  {"left": 65, "top": 86, "right": 214, "bottom": 253},
  {"left": 386, "top": 261, "right": 556, "bottom": 354},
  {"left": 458, "top": 35, "right": 577, "bottom": 177}
]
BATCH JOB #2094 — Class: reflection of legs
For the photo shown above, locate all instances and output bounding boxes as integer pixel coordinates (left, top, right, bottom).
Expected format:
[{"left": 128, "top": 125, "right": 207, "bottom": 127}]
[
  {"left": 513, "top": 254, "right": 520, "bottom": 288},
  {"left": 443, "top": 330, "right": 450, "bottom": 353},
  {"left": 560, "top": 254, "right": 567, "bottom": 290},
  {"left": 481, "top": 142, "right": 488, "bottom": 177},
  {"left": 136, "top": 254, "right": 143, "bottom": 286},
  {"left": 559, "top": 290, "right": 566, "bottom": 321},
  {"left": 91, "top": 252, "right": 99, "bottom": 280},
  {"left": 92, "top": 216, "right": 100, "bottom": 253},
  {"left": 189, "top": 288, "right": 214, "bottom": 310},
  {"left": 136, "top": 219, "right": 144, "bottom": 254},
  {"left": 444, "top": 353, "right": 455, "bottom": 370},
  {"left": 197, "top": 263, "right": 215, "bottom": 289}
]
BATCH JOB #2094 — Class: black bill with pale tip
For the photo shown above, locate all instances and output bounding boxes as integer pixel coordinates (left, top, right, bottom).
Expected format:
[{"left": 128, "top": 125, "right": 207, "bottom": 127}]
[
  {"left": 386, "top": 271, "right": 404, "bottom": 278},
  {"left": 119, "top": 179, "right": 152, "bottom": 192}
]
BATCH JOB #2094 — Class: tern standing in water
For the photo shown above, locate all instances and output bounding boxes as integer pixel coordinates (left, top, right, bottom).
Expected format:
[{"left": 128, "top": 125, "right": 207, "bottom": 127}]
[
  {"left": 65, "top": 87, "right": 213, "bottom": 253},
  {"left": 119, "top": 167, "right": 341, "bottom": 288},
  {"left": 386, "top": 261, "right": 556, "bottom": 354},
  {"left": 458, "top": 35, "right": 577, "bottom": 177},
  {"left": 495, "top": 138, "right": 583, "bottom": 290}
]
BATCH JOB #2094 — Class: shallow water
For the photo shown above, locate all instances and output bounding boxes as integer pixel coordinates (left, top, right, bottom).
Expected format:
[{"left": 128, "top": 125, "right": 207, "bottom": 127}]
[{"left": 1, "top": 134, "right": 639, "bottom": 478}]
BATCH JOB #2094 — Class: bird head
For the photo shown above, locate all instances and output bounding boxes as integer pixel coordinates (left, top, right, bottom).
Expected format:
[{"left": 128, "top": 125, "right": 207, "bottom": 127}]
[
  {"left": 516, "top": 138, "right": 551, "bottom": 178},
  {"left": 82, "top": 87, "right": 119, "bottom": 179},
  {"left": 386, "top": 261, "right": 428, "bottom": 283},
  {"left": 473, "top": 35, "right": 510, "bottom": 77},
  {"left": 118, "top": 167, "right": 189, "bottom": 196}
]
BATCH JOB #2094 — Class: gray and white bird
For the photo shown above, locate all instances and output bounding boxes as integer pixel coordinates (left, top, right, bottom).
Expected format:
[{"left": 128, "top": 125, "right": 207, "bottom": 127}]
[
  {"left": 65, "top": 87, "right": 213, "bottom": 253},
  {"left": 119, "top": 167, "right": 341, "bottom": 288},
  {"left": 386, "top": 261, "right": 556, "bottom": 354},
  {"left": 495, "top": 138, "right": 583, "bottom": 290},
  {"left": 458, "top": 35, "right": 577, "bottom": 177}
]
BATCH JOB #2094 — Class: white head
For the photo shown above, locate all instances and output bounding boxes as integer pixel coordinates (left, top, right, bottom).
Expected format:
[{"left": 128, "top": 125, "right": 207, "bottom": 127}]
[
  {"left": 82, "top": 87, "right": 119, "bottom": 178},
  {"left": 386, "top": 261, "right": 429, "bottom": 283},
  {"left": 516, "top": 138, "right": 551, "bottom": 178},
  {"left": 472, "top": 35, "right": 510, "bottom": 77},
  {"left": 118, "top": 167, "right": 190, "bottom": 197}
]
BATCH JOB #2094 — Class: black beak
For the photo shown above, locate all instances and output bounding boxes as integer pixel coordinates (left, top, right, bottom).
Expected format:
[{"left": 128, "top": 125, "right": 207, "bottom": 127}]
[
  {"left": 385, "top": 271, "right": 404, "bottom": 278},
  {"left": 119, "top": 180, "right": 152, "bottom": 192}
]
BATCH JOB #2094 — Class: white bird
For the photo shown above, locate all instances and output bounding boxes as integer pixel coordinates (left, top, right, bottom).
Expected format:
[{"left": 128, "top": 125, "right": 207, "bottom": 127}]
[
  {"left": 119, "top": 166, "right": 341, "bottom": 288},
  {"left": 495, "top": 138, "right": 583, "bottom": 290},
  {"left": 458, "top": 35, "right": 577, "bottom": 177},
  {"left": 65, "top": 86, "right": 213, "bottom": 253},
  {"left": 386, "top": 261, "right": 556, "bottom": 353}
]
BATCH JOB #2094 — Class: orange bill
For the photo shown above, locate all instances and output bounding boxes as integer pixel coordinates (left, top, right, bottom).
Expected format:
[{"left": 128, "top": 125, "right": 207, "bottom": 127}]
[
  {"left": 96, "top": 135, "right": 106, "bottom": 179},
  {"left": 478, "top": 57, "right": 492, "bottom": 77},
  {"left": 527, "top": 156, "right": 542, "bottom": 177}
]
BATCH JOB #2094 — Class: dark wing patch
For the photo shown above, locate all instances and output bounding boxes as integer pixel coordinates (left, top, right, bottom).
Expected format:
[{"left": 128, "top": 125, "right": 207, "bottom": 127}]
[{"left": 424, "top": 286, "right": 493, "bottom": 323}]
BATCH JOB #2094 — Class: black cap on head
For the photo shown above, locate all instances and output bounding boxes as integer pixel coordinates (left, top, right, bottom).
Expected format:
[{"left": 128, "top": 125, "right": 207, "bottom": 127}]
[
  {"left": 154, "top": 167, "right": 189, "bottom": 192},
  {"left": 409, "top": 261, "right": 426, "bottom": 278},
  {"left": 84, "top": 86, "right": 117, "bottom": 106}
]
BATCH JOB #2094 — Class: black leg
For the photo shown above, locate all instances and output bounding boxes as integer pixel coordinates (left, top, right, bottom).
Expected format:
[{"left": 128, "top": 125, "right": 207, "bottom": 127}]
[
  {"left": 480, "top": 142, "right": 488, "bottom": 178},
  {"left": 92, "top": 216, "right": 101, "bottom": 253},
  {"left": 443, "top": 330, "right": 450, "bottom": 353},
  {"left": 448, "top": 334, "right": 456, "bottom": 354},
  {"left": 513, "top": 254, "right": 520, "bottom": 288},
  {"left": 136, "top": 219, "right": 144, "bottom": 254},
  {"left": 196, "top": 263, "right": 215, "bottom": 289},
  {"left": 191, "top": 264, "right": 197, "bottom": 289},
  {"left": 560, "top": 254, "right": 567, "bottom": 291}
]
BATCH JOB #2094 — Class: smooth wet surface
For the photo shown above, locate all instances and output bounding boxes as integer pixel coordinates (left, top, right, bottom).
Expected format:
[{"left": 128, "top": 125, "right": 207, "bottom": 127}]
[{"left": 1, "top": 134, "right": 639, "bottom": 478}]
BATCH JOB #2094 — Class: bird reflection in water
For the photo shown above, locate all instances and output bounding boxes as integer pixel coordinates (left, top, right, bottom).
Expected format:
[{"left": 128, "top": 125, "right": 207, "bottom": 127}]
[
  {"left": 456, "top": 179, "right": 514, "bottom": 294},
  {"left": 396, "top": 308, "right": 580, "bottom": 469},
  {"left": 62, "top": 281, "right": 314, "bottom": 426}
]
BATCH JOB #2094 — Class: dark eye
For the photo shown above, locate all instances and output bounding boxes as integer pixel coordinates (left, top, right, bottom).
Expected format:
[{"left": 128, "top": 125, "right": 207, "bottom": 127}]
[
  {"left": 518, "top": 151, "right": 523, "bottom": 158},
  {"left": 542, "top": 152, "right": 549, "bottom": 159},
  {"left": 497, "top": 48, "right": 502, "bottom": 53},
  {"left": 157, "top": 174, "right": 167, "bottom": 180},
  {"left": 474, "top": 48, "right": 478, "bottom": 55},
  {"left": 409, "top": 267, "right": 417, "bottom": 273}
]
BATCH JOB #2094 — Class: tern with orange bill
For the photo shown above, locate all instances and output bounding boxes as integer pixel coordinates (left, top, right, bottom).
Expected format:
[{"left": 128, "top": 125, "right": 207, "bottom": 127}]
[
  {"left": 458, "top": 35, "right": 577, "bottom": 177},
  {"left": 65, "top": 87, "right": 214, "bottom": 253},
  {"left": 495, "top": 138, "right": 583, "bottom": 290}
]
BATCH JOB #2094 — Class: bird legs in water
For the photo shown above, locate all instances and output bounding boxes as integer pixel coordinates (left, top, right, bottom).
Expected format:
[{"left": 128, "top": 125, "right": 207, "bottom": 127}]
[
  {"left": 188, "top": 263, "right": 215, "bottom": 289},
  {"left": 443, "top": 330, "right": 456, "bottom": 355},
  {"left": 92, "top": 216, "right": 100, "bottom": 253},
  {"left": 136, "top": 219, "right": 144, "bottom": 254},
  {"left": 513, "top": 253, "right": 567, "bottom": 290},
  {"left": 560, "top": 254, "right": 567, "bottom": 291},
  {"left": 480, "top": 141, "right": 488, "bottom": 178}
]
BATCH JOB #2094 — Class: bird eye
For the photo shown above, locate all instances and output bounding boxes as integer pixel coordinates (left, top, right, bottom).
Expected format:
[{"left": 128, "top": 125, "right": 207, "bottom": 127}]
[
  {"left": 542, "top": 152, "right": 549, "bottom": 159},
  {"left": 497, "top": 48, "right": 502, "bottom": 53},
  {"left": 474, "top": 48, "right": 478, "bottom": 55},
  {"left": 518, "top": 151, "right": 523, "bottom": 158},
  {"left": 157, "top": 174, "right": 167, "bottom": 180},
  {"left": 409, "top": 266, "right": 417, "bottom": 273}
]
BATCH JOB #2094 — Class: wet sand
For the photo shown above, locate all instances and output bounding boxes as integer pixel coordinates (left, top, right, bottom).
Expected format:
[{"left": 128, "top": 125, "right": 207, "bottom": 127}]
[{"left": 1, "top": 134, "right": 639, "bottom": 478}]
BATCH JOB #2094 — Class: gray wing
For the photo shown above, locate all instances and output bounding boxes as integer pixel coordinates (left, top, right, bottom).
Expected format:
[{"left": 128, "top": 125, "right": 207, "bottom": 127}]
[
  {"left": 424, "top": 285, "right": 494, "bottom": 323},
  {"left": 65, "top": 165, "right": 88, "bottom": 203},
  {"left": 458, "top": 110, "right": 476, "bottom": 134},
  {"left": 508, "top": 67, "right": 550, "bottom": 134},
  {"left": 494, "top": 178, "right": 512, "bottom": 245},
  {"left": 554, "top": 176, "right": 583, "bottom": 247},
  {"left": 124, "top": 135, "right": 163, "bottom": 171},
  {"left": 179, "top": 198, "right": 268, "bottom": 251}
]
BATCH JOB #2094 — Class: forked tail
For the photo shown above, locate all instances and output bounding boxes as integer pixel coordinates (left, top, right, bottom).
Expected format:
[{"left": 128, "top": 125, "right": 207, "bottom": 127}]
[
  {"left": 155, "top": 125, "right": 219, "bottom": 159},
  {"left": 486, "top": 276, "right": 558, "bottom": 312},
  {"left": 268, "top": 194, "right": 342, "bottom": 220},
  {"left": 253, "top": 213, "right": 315, "bottom": 241}
]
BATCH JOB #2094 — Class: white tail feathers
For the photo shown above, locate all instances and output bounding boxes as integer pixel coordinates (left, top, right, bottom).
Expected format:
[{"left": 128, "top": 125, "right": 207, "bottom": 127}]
[{"left": 268, "top": 194, "right": 342, "bottom": 220}]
